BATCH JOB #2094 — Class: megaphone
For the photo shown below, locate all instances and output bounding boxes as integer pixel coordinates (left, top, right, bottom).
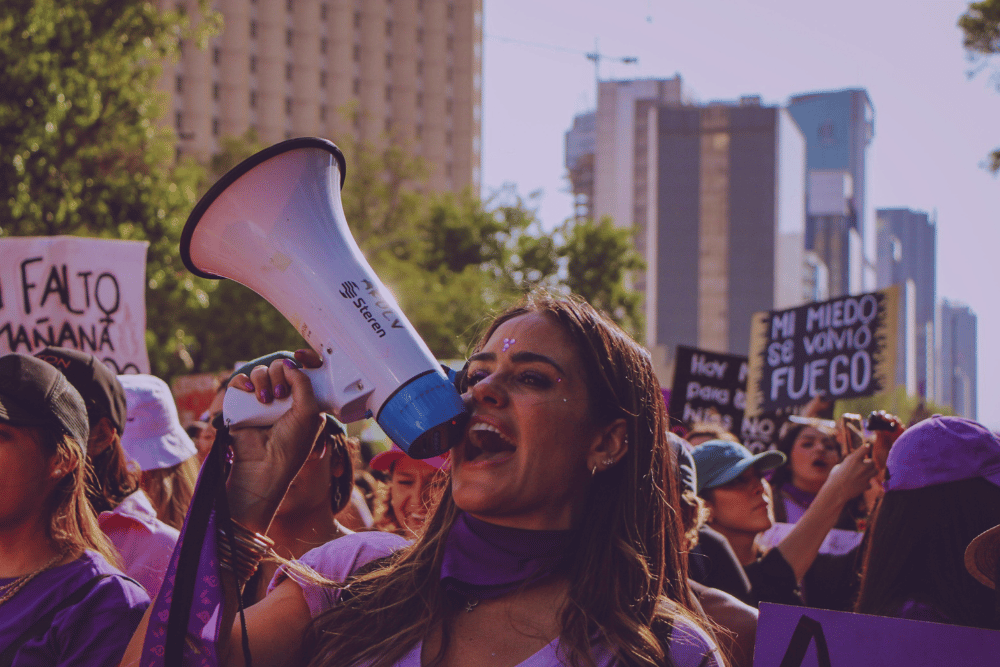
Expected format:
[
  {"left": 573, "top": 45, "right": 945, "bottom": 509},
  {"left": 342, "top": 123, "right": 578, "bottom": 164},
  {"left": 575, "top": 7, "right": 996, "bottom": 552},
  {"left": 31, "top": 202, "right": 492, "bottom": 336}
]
[{"left": 179, "top": 137, "right": 465, "bottom": 459}]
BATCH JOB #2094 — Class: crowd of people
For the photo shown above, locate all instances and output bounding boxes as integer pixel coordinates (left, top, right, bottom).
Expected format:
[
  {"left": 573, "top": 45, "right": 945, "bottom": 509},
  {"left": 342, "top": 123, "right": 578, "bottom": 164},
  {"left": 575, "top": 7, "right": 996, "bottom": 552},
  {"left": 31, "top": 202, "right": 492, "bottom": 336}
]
[{"left": 1, "top": 292, "right": 999, "bottom": 666}]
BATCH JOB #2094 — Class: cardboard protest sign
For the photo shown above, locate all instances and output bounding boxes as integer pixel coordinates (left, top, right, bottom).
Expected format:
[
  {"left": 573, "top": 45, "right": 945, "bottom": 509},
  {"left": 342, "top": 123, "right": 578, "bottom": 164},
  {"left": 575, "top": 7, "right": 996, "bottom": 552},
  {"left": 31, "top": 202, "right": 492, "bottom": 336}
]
[
  {"left": 0, "top": 236, "right": 150, "bottom": 373},
  {"left": 746, "top": 286, "right": 899, "bottom": 414},
  {"left": 755, "top": 602, "right": 1000, "bottom": 667},
  {"left": 668, "top": 346, "right": 748, "bottom": 436}
]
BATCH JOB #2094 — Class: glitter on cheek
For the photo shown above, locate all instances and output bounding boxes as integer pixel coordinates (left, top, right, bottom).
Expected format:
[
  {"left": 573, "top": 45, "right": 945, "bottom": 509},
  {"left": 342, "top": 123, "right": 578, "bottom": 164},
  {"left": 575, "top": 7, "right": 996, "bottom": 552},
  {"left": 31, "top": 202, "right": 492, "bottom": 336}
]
[{"left": 502, "top": 338, "right": 516, "bottom": 352}]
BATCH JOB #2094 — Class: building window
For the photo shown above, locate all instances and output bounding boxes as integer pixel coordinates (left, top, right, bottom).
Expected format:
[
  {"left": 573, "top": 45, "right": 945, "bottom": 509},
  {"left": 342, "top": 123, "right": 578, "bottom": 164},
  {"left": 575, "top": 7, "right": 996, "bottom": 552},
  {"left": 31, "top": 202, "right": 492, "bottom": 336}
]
[
  {"left": 385, "top": 20, "right": 392, "bottom": 36},
  {"left": 416, "top": 123, "right": 423, "bottom": 138},
  {"left": 447, "top": 67, "right": 453, "bottom": 82},
  {"left": 286, "top": 63, "right": 293, "bottom": 81},
  {"left": 320, "top": 3, "right": 327, "bottom": 20},
  {"left": 446, "top": 162, "right": 453, "bottom": 178},
  {"left": 446, "top": 130, "right": 452, "bottom": 146},
  {"left": 417, "top": 28, "right": 423, "bottom": 43},
  {"left": 175, "top": 111, "right": 183, "bottom": 131},
  {"left": 446, "top": 98, "right": 453, "bottom": 114},
  {"left": 286, "top": 29, "right": 293, "bottom": 47},
  {"left": 416, "top": 92, "right": 423, "bottom": 107},
  {"left": 250, "top": 20, "right": 257, "bottom": 38},
  {"left": 447, "top": 2, "right": 455, "bottom": 19},
  {"left": 286, "top": 0, "right": 293, "bottom": 12},
  {"left": 353, "top": 45, "right": 360, "bottom": 62},
  {"left": 250, "top": 90, "right": 257, "bottom": 107},
  {"left": 353, "top": 11, "right": 361, "bottom": 28},
  {"left": 285, "top": 97, "right": 293, "bottom": 114},
  {"left": 175, "top": 75, "right": 183, "bottom": 93},
  {"left": 385, "top": 85, "right": 392, "bottom": 101},
  {"left": 446, "top": 35, "right": 454, "bottom": 51},
  {"left": 320, "top": 105, "right": 327, "bottom": 121},
  {"left": 250, "top": 55, "right": 257, "bottom": 73},
  {"left": 213, "top": 83, "right": 220, "bottom": 100},
  {"left": 320, "top": 37, "right": 327, "bottom": 54},
  {"left": 213, "top": 47, "right": 221, "bottom": 65},
  {"left": 353, "top": 78, "right": 361, "bottom": 95},
  {"left": 416, "top": 60, "right": 423, "bottom": 75},
  {"left": 385, "top": 53, "right": 392, "bottom": 68},
  {"left": 319, "top": 71, "right": 327, "bottom": 88},
  {"left": 385, "top": 118, "right": 392, "bottom": 132},
  {"left": 212, "top": 117, "right": 220, "bottom": 136}
]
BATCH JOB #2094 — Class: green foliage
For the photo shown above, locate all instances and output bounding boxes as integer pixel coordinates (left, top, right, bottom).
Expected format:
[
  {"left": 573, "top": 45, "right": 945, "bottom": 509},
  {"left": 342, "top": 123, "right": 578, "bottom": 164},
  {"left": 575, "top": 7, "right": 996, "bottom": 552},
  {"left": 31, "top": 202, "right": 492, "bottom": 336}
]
[
  {"left": 835, "top": 385, "right": 954, "bottom": 428},
  {"left": 0, "top": 0, "right": 221, "bottom": 379},
  {"left": 959, "top": 0, "right": 1000, "bottom": 172},
  {"left": 559, "top": 215, "right": 646, "bottom": 340}
]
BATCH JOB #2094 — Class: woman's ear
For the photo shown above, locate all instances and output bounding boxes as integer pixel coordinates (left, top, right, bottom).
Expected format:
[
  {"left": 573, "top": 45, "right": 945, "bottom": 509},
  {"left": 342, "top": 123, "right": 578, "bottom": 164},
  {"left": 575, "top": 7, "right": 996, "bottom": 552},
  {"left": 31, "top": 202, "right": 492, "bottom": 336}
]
[
  {"left": 587, "top": 418, "right": 628, "bottom": 474},
  {"left": 48, "top": 444, "right": 78, "bottom": 481}
]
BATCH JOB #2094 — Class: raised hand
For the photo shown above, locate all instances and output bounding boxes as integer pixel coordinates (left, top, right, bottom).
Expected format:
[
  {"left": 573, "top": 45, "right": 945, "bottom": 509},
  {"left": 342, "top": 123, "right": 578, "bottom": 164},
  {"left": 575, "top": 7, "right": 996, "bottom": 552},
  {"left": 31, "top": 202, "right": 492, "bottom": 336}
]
[{"left": 224, "top": 351, "right": 325, "bottom": 533}]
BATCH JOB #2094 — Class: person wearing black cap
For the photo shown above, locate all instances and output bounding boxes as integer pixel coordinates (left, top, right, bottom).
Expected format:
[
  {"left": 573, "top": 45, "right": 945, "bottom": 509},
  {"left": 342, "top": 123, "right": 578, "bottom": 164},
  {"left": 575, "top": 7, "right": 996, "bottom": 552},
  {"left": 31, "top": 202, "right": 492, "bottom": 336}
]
[
  {"left": 34, "top": 346, "right": 138, "bottom": 515},
  {"left": 0, "top": 353, "right": 148, "bottom": 665}
]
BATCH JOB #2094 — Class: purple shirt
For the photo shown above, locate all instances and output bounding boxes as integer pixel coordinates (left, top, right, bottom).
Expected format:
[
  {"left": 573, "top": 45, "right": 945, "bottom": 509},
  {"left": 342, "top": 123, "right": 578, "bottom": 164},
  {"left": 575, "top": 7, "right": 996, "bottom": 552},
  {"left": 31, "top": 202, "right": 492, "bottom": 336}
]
[
  {"left": 273, "top": 532, "right": 722, "bottom": 667},
  {"left": 0, "top": 550, "right": 150, "bottom": 666},
  {"left": 99, "top": 490, "right": 179, "bottom": 601}
]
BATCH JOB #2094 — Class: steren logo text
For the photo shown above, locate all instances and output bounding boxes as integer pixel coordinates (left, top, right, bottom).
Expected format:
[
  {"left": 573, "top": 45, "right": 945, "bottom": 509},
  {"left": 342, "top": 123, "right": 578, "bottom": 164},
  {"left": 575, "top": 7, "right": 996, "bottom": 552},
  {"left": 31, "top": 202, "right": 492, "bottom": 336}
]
[{"left": 339, "top": 280, "right": 404, "bottom": 338}]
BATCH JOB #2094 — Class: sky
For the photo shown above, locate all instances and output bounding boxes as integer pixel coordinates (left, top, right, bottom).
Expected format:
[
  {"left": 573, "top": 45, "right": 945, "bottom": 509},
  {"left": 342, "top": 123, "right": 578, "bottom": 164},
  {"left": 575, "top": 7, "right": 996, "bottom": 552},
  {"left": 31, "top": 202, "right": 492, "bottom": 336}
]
[{"left": 480, "top": 0, "right": 1000, "bottom": 428}]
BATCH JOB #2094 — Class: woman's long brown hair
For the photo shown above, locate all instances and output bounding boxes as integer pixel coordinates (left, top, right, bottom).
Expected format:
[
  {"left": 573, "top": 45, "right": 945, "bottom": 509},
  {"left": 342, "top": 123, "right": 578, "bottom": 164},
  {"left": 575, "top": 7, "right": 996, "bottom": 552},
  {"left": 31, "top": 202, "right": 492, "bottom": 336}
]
[{"left": 305, "top": 292, "right": 705, "bottom": 667}]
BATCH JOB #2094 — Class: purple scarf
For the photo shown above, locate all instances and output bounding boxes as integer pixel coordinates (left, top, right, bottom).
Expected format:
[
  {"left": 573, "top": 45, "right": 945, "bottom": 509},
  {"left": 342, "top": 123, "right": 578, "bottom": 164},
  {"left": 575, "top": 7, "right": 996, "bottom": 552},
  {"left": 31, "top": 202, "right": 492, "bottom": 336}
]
[{"left": 440, "top": 512, "right": 573, "bottom": 600}]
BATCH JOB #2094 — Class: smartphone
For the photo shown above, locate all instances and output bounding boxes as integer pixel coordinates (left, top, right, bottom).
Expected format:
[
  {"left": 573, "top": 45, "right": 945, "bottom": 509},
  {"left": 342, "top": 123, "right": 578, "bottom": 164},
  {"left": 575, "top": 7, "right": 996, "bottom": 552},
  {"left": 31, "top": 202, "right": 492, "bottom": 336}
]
[
  {"left": 840, "top": 412, "right": 864, "bottom": 457},
  {"left": 866, "top": 410, "right": 896, "bottom": 432}
]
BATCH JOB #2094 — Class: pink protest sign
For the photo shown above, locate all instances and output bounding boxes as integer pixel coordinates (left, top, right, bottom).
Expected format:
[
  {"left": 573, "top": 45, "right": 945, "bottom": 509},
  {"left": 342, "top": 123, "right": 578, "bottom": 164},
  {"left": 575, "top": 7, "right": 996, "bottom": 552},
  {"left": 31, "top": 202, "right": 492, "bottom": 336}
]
[{"left": 754, "top": 603, "right": 1000, "bottom": 666}]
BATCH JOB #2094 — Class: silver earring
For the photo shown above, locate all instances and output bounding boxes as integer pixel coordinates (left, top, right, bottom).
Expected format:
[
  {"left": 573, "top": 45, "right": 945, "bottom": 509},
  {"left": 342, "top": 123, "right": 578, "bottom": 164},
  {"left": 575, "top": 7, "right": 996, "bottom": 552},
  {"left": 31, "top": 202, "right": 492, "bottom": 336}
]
[
  {"left": 602, "top": 457, "right": 615, "bottom": 467},
  {"left": 53, "top": 469, "right": 63, "bottom": 476},
  {"left": 591, "top": 464, "right": 598, "bottom": 476}
]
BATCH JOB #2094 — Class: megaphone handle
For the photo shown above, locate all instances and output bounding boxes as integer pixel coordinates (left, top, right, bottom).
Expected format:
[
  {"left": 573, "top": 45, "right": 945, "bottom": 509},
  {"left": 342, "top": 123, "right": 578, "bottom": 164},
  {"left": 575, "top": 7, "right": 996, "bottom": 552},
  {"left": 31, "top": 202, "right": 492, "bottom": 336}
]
[{"left": 222, "top": 366, "right": 340, "bottom": 427}]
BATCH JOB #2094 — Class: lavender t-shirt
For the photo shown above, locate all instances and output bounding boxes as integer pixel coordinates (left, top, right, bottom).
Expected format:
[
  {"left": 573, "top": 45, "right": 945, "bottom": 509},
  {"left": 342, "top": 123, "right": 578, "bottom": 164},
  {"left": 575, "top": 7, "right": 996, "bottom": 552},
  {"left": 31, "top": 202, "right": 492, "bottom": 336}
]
[
  {"left": 0, "top": 550, "right": 149, "bottom": 666},
  {"left": 272, "top": 532, "right": 721, "bottom": 667}
]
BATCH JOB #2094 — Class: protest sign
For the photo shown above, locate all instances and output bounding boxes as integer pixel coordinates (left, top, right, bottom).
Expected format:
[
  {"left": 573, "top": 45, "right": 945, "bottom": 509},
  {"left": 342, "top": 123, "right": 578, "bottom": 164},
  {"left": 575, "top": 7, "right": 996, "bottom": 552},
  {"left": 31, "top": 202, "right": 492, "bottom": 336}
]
[
  {"left": 668, "top": 346, "right": 748, "bottom": 436},
  {"left": 754, "top": 602, "right": 1000, "bottom": 667},
  {"left": 745, "top": 286, "right": 899, "bottom": 414},
  {"left": 0, "top": 236, "right": 150, "bottom": 373}
]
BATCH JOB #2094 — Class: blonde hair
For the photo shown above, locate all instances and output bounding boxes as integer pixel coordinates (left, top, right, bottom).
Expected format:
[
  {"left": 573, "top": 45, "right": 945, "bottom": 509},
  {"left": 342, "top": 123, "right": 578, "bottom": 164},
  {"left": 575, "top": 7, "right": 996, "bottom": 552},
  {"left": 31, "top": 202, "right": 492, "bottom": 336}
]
[
  {"left": 38, "top": 430, "right": 121, "bottom": 568},
  {"left": 141, "top": 455, "right": 200, "bottom": 530}
]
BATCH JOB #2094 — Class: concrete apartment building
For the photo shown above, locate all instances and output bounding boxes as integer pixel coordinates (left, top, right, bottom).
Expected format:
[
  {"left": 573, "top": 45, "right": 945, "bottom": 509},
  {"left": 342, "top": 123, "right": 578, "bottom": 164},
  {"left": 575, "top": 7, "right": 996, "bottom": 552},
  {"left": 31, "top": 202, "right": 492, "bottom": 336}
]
[{"left": 161, "top": 0, "right": 483, "bottom": 193}]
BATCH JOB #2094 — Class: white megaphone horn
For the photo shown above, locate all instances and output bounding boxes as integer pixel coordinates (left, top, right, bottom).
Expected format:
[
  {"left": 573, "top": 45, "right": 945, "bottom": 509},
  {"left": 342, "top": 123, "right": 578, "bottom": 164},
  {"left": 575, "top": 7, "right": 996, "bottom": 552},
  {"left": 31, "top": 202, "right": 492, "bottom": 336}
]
[{"left": 180, "top": 137, "right": 465, "bottom": 459}]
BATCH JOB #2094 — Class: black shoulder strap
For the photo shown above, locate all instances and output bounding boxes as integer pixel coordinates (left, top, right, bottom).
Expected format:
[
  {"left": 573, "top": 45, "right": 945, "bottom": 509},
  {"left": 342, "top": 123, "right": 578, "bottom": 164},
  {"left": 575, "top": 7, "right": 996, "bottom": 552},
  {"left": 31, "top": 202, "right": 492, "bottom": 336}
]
[{"left": 0, "top": 573, "right": 113, "bottom": 667}]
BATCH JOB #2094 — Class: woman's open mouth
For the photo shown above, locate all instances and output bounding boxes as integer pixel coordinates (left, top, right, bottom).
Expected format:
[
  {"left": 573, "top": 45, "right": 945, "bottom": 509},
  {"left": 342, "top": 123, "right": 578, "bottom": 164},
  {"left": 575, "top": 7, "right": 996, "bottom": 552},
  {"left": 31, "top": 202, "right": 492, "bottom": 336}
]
[{"left": 463, "top": 421, "right": 516, "bottom": 463}]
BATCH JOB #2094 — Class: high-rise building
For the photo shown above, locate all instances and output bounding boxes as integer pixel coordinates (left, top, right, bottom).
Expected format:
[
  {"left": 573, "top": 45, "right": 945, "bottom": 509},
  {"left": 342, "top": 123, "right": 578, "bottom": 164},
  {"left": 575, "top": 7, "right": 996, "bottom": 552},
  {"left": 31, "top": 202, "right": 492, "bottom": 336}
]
[
  {"left": 875, "top": 208, "right": 936, "bottom": 397},
  {"left": 642, "top": 100, "right": 806, "bottom": 377},
  {"left": 787, "top": 89, "right": 875, "bottom": 297},
  {"left": 936, "top": 299, "right": 978, "bottom": 419},
  {"left": 567, "top": 82, "right": 808, "bottom": 380},
  {"left": 564, "top": 111, "right": 596, "bottom": 222},
  {"left": 161, "top": 0, "right": 483, "bottom": 193}
]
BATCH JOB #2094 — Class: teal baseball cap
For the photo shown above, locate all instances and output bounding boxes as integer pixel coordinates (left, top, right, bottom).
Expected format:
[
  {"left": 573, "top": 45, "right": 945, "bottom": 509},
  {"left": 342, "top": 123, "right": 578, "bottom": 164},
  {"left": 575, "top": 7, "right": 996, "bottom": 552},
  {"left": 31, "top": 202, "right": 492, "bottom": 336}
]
[{"left": 692, "top": 439, "right": 786, "bottom": 493}]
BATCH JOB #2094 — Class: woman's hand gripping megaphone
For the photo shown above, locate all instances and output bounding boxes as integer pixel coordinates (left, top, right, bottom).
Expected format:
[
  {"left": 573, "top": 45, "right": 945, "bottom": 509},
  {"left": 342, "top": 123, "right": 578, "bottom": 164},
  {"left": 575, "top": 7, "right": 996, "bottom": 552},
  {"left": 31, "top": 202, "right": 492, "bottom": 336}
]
[{"left": 224, "top": 349, "right": 326, "bottom": 530}]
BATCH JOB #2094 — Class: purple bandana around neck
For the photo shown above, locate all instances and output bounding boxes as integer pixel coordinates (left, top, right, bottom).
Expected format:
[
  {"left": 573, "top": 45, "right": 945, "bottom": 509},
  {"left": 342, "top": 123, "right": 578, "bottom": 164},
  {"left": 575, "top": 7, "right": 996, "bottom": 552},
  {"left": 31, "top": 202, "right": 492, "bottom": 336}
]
[
  {"left": 782, "top": 483, "right": 818, "bottom": 510},
  {"left": 439, "top": 512, "right": 574, "bottom": 600}
]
